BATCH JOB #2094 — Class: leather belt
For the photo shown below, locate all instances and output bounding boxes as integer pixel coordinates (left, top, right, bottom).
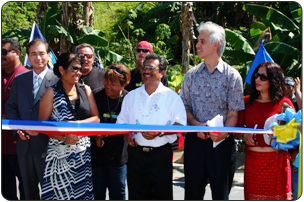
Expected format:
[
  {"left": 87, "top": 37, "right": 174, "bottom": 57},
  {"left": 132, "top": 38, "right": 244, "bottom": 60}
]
[{"left": 136, "top": 144, "right": 169, "bottom": 152}]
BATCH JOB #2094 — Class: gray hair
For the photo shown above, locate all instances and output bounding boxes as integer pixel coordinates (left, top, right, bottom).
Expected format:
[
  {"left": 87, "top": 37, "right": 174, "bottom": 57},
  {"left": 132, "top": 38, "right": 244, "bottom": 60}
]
[
  {"left": 197, "top": 21, "right": 226, "bottom": 57},
  {"left": 75, "top": 43, "right": 95, "bottom": 54}
]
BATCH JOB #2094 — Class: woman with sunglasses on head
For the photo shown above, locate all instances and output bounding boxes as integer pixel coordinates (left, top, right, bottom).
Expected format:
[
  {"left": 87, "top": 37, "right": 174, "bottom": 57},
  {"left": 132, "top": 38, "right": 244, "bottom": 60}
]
[
  {"left": 38, "top": 52, "right": 100, "bottom": 200},
  {"left": 91, "top": 64, "right": 131, "bottom": 200},
  {"left": 237, "top": 62, "right": 294, "bottom": 200}
]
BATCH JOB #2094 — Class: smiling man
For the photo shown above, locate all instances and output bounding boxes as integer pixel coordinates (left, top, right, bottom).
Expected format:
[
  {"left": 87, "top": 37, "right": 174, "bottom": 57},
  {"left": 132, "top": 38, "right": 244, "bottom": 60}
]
[
  {"left": 117, "top": 54, "right": 187, "bottom": 200},
  {"left": 180, "top": 21, "right": 245, "bottom": 200},
  {"left": 76, "top": 43, "right": 105, "bottom": 91},
  {"left": 125, "top": 41, "right": 168, "bottom": 91},
  {"left": 5, "top": 39, "right": 58, "bottom": 200}
]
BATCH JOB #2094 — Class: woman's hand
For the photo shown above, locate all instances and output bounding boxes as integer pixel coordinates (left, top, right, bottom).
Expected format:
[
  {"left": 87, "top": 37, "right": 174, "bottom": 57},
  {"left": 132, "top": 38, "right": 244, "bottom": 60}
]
[
  {"left": 244, "top": 134, "right": 256, "bottom": 146},
  {"left": 64, "top": 134, "right": 79, "bottom": 145}
]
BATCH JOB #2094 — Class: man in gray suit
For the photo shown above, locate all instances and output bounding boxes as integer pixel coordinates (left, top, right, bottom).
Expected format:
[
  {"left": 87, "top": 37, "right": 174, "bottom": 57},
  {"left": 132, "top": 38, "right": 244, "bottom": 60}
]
[{"left": 5, "top": 39, "right": 58, "bottom": 200}]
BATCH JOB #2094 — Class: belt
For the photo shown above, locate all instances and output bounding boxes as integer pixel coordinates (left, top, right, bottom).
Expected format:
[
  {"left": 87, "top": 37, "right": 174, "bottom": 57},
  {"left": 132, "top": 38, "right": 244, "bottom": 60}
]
[{"left": 136, "top": 144, "right": 169, "bottom": 152}]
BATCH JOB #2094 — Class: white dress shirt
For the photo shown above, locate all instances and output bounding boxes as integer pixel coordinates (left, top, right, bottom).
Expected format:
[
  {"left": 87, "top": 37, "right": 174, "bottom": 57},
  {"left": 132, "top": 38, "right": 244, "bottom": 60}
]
[
  {"left": 33, "top": 67, "right": 48, "bottom": 85},
  {"left": 117, "top": 82, "right": 187, "bottom": 147}
]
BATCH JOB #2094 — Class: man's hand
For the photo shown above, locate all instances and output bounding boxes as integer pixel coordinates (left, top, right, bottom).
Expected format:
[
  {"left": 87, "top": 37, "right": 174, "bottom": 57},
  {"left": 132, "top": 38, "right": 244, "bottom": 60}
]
[
  {"left": 209, "top": 132, "right": 228, "bottom": 142},
  {"left": 17, "top": 130, "right": 30, "bottom": 140},
  {"left": 195, "top": 122, "right": 209, "bottom": 140},
  {"left": 141, "top": 132, "right": 161, "bottom": 140},
  {"left": 94, "top": 136, "right": 106, "bottom": 148},
  {"left": 124, "top": 133, "right": 138, "bottom": 147},
  {"left": 25, "top": 130, "right": 39, "bottom": 136}
]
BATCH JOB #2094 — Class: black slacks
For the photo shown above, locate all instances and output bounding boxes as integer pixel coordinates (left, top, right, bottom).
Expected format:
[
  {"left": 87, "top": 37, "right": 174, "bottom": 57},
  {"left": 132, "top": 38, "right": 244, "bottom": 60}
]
[
  {"left": 1, "top": 154, "right": 25, "bottom": 200},
  {"left": 127, "top": 144, "right": 173, "bottom": 200},
  {"left": 184, "top": 134, "right": 236, "bottom": 200},
  {"left": 17, "top": 150, "right": 46, "bottom": 200}
]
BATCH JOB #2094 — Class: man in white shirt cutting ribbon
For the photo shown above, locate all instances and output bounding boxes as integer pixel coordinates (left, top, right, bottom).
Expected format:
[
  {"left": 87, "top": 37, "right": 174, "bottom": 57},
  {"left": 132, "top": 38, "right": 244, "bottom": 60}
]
[{"left": 117, "top": 53, "right": 187, "bottom": 200}]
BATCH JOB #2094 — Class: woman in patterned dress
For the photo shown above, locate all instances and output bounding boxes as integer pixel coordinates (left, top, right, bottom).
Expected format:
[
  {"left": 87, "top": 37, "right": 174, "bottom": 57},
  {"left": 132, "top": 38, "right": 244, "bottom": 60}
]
[{"left": 38, "top": 52, "right": 100, "bottom": 200}]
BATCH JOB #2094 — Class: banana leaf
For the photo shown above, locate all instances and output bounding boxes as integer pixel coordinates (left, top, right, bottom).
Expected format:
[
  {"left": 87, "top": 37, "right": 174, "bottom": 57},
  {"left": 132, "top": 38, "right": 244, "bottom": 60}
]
[{"left": 244, "top": 4, "right": 299, "bottom": 31}]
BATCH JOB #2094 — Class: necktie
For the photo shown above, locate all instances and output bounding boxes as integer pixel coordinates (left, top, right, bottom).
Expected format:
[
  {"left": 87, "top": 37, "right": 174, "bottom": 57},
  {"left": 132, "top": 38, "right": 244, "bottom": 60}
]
[{"left": 33, "top": 75, "right": 42, "bottom": 99}]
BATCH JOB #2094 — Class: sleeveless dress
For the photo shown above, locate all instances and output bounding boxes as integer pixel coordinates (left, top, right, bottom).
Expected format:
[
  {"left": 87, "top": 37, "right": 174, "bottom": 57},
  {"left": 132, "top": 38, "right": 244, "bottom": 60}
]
[{"left": 41, "top": 81, "right": 94, "bottom": 200}]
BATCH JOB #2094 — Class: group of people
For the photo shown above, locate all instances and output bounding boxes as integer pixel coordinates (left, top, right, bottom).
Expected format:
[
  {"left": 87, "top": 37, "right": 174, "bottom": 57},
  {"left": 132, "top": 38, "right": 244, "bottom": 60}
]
[{"left": 2, "top": 21, "right": 301, "bottom": 200}]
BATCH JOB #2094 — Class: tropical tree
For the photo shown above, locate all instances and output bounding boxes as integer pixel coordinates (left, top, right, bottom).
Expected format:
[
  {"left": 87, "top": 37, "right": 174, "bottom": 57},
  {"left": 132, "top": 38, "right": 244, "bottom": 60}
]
[{"left": 243, "top": 3, "right": 302, "bottom": 78}]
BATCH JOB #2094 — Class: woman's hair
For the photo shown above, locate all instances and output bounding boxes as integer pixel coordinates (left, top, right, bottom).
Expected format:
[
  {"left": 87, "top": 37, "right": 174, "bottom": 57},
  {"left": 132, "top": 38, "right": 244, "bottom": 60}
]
[
  {"left": 248, "top": 62, "right": 286, "bottom": 104},
  {"left": 104, "top": 64, "right": 131, "bottom": 86},
  {"left": 53, "top": 52, "right": 81, "bottom": 78}
]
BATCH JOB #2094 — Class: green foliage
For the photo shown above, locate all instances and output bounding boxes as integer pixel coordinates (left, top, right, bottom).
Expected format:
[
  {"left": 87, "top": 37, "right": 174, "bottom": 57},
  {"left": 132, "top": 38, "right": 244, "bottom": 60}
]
[
  {"left": 2, "top": 2, "right": 39, "bottom": 33},
  {"left": 243, "top": 4, "right": 299, "bottom": 31},
  {"left": 2, "top": 2, "right": 301, "bottom": 82},
  {"left": 243, "top": 3, "right": 301, "bottom": 78}
]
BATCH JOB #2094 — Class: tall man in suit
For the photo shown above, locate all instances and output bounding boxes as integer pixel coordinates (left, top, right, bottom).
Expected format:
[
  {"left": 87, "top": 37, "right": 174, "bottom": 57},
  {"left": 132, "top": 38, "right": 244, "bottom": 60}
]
[{"left": 5, "top": 39, "right": 58, "bottom": 200}]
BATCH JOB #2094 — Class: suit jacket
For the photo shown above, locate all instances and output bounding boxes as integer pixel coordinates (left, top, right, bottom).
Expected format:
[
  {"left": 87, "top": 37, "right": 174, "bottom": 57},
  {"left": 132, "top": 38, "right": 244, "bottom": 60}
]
[{"left": 5, "top": 69, "right": 59, "bottom": 158}]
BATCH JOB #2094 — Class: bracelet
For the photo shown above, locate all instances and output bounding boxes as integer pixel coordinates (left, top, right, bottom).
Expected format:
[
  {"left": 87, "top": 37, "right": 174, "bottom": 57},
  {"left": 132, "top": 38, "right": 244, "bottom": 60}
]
[
  {"left": 159, "top": 132, "right": 165, "bottom": 137},
  {"left": 63, "top": 135, "right": 66, "bottom": 144}
]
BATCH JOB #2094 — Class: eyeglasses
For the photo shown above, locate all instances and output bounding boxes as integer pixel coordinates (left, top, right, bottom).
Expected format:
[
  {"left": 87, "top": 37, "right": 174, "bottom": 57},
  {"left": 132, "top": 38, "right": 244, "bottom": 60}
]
[
  {"left": 143, "top": 65, "right": 159, "bottom": 71},
  {"left": 255, "top": 73, "right": 269, "bottom": 81},
  {"left": 67, "top": 66, "right": 83, "bottom": 72},
  {"left": 109, "top": 66, "right": 124, "bottom": 74},
  {"left": 2, "top": 49, "right": 15, "bottom": 56},
  {"left": 77, "top": 54, "right": 94, "bottom": 59},
  {"left": 136, "top": 48, "right": 149, "bottom": 53}
]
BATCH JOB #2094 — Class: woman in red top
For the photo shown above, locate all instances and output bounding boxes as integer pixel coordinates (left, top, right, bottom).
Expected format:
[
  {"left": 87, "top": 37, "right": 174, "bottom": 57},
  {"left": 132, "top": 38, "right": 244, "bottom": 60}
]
[{"left": 238, "top": 62, "right": 294, "bottom": 200}]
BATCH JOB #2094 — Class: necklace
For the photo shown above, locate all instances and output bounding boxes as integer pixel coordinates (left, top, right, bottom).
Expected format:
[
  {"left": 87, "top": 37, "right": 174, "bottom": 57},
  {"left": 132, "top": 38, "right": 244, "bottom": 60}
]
[
  {"left": 106, "top": 95, "right": 122, "bottom": 122},
  {"left": 67, "top": 91, "right": 76, "bottom": 96},
  {"left": 138, "top": 92, "right": 160, "bottom": 117}
]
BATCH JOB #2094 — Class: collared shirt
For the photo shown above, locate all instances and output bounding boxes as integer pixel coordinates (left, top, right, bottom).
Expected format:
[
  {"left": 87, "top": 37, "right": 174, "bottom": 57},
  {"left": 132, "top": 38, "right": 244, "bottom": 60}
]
[
  {"left": 33, "top": 67, "right": 48, "bottom": 85},
  {"left": 180, "top": 59, "right": 245, "bottom": 123},
  {"left": 117, "top": 82, "right": 187, "bottom": 147}
]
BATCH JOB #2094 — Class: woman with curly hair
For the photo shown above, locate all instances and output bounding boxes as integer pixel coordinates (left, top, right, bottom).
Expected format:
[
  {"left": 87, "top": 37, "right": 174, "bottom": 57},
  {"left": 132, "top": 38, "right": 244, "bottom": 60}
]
[{"left": 238, "top": 62, "right": 294, "bottom": 200}]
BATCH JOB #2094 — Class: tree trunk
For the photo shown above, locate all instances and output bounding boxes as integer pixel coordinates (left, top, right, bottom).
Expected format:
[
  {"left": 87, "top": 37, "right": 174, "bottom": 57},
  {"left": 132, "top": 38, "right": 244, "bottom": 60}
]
[
  {"left": 60, "top": 2, "right": 69, "bottom": 54},
  {"left": 180, "top": 2, "right": 194, "bottom": 74},
  {"left": 83, "top": 2, "right": 94, "bottom": 27}
]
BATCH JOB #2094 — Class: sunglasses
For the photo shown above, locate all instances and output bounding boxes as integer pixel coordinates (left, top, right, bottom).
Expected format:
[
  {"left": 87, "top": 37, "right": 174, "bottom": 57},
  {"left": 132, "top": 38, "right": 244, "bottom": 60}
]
[
  {"left": 136, "top": 48, "right": 149, "bottom": 53},
  {"left": 255, "top": 73, "right": 269, "bottom": 81},
  {"left": 78, "top": 54, "right": 94, "bottom": 59},
  {"left": 109, "top": 66, "right": 124, "bottom": 74},
  {"left": 2, "top": 49, "right": 14, "bottom": 56},
  {"left": 67, "top": 66, "right": 83, "bottom": 72},
  {"left": 143, "top": 65, "right": 160, "bottom": 71}
]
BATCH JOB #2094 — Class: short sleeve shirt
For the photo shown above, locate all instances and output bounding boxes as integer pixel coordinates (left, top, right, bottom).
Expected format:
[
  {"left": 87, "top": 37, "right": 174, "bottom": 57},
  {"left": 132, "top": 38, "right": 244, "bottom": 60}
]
[
  {"left": 117, "top": 83, "right": 187, "bottom": 147},
  {"left": 180, "top": 59, "right": 245, "bottom": 123}
]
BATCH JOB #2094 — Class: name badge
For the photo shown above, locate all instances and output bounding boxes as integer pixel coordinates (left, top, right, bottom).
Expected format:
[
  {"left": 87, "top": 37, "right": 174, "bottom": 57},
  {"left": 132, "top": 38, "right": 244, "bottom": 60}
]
[
  {"left": 103, "top": 113, "right": 118, "bottom": 119},
  {"left": 136, "top": 82, "right": 143, "bottom": 87}
]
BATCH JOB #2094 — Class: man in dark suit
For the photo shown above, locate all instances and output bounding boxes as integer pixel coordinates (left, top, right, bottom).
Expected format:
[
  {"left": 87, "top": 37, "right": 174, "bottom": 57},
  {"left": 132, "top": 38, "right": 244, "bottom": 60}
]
[{"left": 5, "top": 39, "right": 58, "bottom": 200}]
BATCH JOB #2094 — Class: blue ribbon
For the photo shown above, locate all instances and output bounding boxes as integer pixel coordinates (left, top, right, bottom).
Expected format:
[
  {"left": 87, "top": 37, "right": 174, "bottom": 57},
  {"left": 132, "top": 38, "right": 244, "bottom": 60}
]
[{"left": 2, "top": 119, "right": 273, "bottom": 134}]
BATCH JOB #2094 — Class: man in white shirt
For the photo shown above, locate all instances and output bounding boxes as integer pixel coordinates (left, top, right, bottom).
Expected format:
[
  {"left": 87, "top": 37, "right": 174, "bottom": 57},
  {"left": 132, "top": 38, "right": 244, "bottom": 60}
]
[{"left": 117, "top": 54, "right": 187, "bottom": 200}]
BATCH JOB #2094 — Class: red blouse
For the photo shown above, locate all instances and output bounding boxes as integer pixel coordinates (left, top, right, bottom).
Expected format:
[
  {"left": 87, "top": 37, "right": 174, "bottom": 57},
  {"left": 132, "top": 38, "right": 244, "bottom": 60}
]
[{"left": 238, "top": 96, "right": 295, "bottom": 147}]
